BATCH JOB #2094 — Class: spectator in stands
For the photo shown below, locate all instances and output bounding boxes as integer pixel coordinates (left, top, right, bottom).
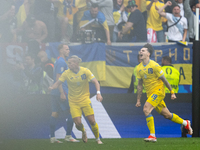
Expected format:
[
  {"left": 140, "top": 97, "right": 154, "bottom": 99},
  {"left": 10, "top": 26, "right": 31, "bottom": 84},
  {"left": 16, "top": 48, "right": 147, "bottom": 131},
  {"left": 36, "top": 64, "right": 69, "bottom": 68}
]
[
  {"left": 127, "top": 54, "right": 146, "bottom": 93},
  {"left": 90, "top": 0, "right": 115, "bottom": 41},
  {"left": 158, "top": 1, "right": 188, "bottom": 42},
  {"left": 79, "top": 3, "right": 111, "bottom": 45},
  {"left": 16, "top": 0, "right": 35, "bottom": 28},
  {"left": 161, "top": 56, "right": 180, "bottom": 93},
  {"left": 71, "top": 0, "right": 89, "bottom": 41},
  {"left": 34, "top": 0, "right": 68, "bottom": 42},
  {"left": 15, "top": 53, "right": 43, "bottom": 94},
  {"left": 146, "top": 0, "right": 165, "bottom": 43},
  {"left": 15, "top": 15, "right": 48, "bottom": 43},
  {"left": 112, "top": 0, "right": 128, "bottom": 42},
  {"left": 56, "top": 0, "right": 78, "bottom": 41},
  {"left": 0, "top": 0, "right": 17, "bottom": 42},
  {"left": 37, "top": 51, "right": 54, "bottom": 79},
  {"left": 118, "top": 0, "right": 147, "bottom": 42},
  {"left": 166, "top": 0, "right": 194, "bottom": 42}
]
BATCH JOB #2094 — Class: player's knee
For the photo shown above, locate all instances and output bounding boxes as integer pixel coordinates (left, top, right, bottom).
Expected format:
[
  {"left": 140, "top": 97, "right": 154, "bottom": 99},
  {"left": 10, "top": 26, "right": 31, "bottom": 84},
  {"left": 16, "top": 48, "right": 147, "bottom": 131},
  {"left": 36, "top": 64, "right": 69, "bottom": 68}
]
[
  {"left": 143, "top": 107, "right": 150, "bottom": 116},
  {"left": 74, "top": 120, "right": 82, "bottom": 127},
  {"left": 89, "top": 120, "right": 96, "bottom": 126}
]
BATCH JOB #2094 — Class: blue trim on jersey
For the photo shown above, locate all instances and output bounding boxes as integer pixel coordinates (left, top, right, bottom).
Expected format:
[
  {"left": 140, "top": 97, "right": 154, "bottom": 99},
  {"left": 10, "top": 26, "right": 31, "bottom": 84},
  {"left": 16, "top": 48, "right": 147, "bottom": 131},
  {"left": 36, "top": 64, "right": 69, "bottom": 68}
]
[
  {"left": 146, "top": 114, "right": 153, "bottom": 118},
  {"left": 90, "top": 77, "right": 95, "bottom": 81},
  {"left": 159, "top": 74, "right": 164, "bottom": 78}
]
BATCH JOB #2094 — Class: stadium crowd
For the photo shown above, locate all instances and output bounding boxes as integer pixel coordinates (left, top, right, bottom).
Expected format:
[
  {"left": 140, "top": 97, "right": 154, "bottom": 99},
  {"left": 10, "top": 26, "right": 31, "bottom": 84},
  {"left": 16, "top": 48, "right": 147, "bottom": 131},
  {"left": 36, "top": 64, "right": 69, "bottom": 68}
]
[{"left": 0, "top": 0, "right": 199, "bottom": 45}]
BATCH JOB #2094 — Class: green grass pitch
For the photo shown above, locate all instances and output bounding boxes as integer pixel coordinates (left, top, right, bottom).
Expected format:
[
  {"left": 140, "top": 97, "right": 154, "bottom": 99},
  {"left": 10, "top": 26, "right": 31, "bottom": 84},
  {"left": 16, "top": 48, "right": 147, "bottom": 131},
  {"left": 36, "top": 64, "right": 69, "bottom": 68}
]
[{"left": 1, "top": 138, "right": 200, "bottom": 150}]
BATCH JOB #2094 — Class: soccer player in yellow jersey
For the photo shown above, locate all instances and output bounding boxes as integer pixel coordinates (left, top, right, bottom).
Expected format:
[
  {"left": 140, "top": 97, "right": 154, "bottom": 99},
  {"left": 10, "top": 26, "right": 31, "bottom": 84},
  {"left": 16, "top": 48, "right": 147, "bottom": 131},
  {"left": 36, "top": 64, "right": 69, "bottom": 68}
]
[
  {"left": 136, "top": 43, "right": 193, "bottom": 142},
  {"left": 49, "top": 55, "right": 103, "bottom": 144}
]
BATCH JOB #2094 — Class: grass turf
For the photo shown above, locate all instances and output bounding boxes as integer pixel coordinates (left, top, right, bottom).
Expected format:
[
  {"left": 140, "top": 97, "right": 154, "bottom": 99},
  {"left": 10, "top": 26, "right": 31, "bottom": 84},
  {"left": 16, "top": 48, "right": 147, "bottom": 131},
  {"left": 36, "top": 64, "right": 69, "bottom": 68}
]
[{"left": 1, "top": 138, "right": 200, "bottom": 150}]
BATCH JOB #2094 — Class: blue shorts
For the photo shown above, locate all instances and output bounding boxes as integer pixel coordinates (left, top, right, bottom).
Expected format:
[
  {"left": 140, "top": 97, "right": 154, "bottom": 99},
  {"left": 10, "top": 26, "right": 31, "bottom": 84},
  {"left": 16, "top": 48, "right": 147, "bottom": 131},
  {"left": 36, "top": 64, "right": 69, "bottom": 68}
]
[{"left": 51, "top": 95, "right": 70, "bottom": 113}]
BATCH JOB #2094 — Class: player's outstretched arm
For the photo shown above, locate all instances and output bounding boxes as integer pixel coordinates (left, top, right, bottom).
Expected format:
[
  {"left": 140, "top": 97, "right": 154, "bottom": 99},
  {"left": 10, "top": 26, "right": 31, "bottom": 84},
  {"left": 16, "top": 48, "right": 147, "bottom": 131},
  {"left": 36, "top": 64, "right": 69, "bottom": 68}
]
[
  {"left": 49, "top": 80, "right": 63, "bottom": 91},
  {"left": 136, "top": 79, "right": 143, "bottom": 107},
  {"left": 159, "top": 75, "right": 176, "bottom": 100},
  {"left": 91, "top": 78, "right": 103, "bottom": 102}
]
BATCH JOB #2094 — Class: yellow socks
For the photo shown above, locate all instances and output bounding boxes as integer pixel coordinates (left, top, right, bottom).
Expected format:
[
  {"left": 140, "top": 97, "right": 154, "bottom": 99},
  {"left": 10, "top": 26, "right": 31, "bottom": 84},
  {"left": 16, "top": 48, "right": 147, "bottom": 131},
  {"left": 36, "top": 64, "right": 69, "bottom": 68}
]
[
  {"left": 171, "top": 113, "right": 184, "bottom": 124},
  {"left": 91, "top": 122, "right": 99, "bottom": 139},
  {"left": 146, "top": 114, "right": 155, "bottom": 135}
]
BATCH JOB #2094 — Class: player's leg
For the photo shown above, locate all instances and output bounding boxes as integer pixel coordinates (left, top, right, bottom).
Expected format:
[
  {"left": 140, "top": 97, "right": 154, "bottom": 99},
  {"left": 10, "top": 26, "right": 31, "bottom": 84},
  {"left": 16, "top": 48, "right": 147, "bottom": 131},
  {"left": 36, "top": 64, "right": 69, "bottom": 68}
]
[
  {"left": 159, "top": 106, "right": 193, "bottom": 135},
  {"left": 144, "top": 93, "right": 165, "bottom": 142},
  {"left": 83, "top": 102, "right": 102, "bottom": 144},
  {"left": 60, "top": 99, "right": 79, "bottom": 142},
  {"left": 143, "top": 101, "right": 157, "bottom": 142},
  {"left": 50, "top": 95, "right": 62, "bottom": 143},
  {"left": 70, "top": 103, "right": 87, "bottom": 143}
]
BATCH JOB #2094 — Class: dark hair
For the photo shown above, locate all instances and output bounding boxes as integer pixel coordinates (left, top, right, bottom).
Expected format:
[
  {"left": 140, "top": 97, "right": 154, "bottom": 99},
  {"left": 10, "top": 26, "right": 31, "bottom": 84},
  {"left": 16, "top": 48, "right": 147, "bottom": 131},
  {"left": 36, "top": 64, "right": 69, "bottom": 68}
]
[
  {"left": 58, "top": 44, "right": 66, "bottom": 51},
  {"left": 143, "top": 43, "right": 154, "bottom": 57},
  {"left": 162, "top": 56, "right": 172, "bottom": 64},
  {"left": 91, "top": 3, "right": 99, "bottom": 8},
  {"left": 172, "top": 4, "right": 180, "bottom": 10}
]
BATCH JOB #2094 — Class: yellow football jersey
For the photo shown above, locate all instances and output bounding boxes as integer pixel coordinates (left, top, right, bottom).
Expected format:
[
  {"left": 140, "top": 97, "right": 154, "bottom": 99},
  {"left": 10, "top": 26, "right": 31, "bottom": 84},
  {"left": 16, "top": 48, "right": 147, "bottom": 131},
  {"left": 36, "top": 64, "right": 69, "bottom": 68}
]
[
  {"left": 59, "top": 67, "right": 95, "bottom": 104},
  {"left": 137, "top": 60, "right": 165, "bottom": 97}
]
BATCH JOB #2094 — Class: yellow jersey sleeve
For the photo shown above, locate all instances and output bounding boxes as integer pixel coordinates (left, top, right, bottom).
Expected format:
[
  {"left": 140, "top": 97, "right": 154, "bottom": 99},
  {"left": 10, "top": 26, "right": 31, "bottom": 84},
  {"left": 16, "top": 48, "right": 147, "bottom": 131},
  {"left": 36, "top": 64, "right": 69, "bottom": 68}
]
[
  {"left": 154, "top": 64, "right": 164, "bottom": 78},
  {"left": 59, "top": 70, "right": 68, "bottom": 82},
  {"left": 85, "top": 68, "right": 95, "bottom": 81}
]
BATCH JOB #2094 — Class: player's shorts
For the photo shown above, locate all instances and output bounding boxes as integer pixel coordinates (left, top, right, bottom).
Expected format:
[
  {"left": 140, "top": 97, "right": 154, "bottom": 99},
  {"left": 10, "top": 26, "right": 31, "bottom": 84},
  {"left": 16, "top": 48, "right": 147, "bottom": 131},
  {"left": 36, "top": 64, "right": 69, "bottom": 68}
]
[
  {"left": 51, "top": 95, "right": 70, "bottom": 112},
  {"left": 69, "top": 98, "right": 94, "bottom": 118},
  {"left": 147, "top": 91, "right": 166, "bottom": 114}
]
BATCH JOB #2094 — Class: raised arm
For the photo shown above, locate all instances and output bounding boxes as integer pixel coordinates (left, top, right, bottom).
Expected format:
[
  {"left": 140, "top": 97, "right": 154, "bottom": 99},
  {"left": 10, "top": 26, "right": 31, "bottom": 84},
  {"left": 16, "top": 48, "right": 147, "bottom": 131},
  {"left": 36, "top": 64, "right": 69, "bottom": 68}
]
[
  {"left": 136, "top": 79, "right": 143, "bottom": 107},
  {"left": 146, "top": 0, "right": 154, "bottom": 11},
  {"left": 91, "top": 78, "right": 103, "bottom": 102},
  {"left": 159, "top": 75, "right": 176, "bottom": 100},
  {"left": 157, "top": 1, "right": 172, "bottom": 17}
]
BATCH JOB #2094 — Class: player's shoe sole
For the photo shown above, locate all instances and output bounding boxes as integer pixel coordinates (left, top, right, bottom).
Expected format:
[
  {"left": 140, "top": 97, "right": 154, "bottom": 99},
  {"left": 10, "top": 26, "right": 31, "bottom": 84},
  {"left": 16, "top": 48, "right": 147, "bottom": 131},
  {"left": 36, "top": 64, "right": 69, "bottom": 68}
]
[
  {"left": 82, "top": 131, "right": 87, "bottom": 143},
  {"left": 144, "top": 135, "right": 157, "bottom": 143},
  {"left": 185, "top": 120, "right": 193, "bottom": 135}
]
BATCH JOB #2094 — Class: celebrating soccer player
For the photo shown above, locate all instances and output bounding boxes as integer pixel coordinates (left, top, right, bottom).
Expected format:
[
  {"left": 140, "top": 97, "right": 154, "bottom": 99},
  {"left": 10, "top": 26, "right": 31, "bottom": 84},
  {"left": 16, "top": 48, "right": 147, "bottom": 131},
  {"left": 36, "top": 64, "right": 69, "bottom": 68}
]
[
  {"left": 135, "top": 43, "right": 193, "bottom": 142},
  {"left": 49, "top": 55, "right": 103, "bottom": 144}
]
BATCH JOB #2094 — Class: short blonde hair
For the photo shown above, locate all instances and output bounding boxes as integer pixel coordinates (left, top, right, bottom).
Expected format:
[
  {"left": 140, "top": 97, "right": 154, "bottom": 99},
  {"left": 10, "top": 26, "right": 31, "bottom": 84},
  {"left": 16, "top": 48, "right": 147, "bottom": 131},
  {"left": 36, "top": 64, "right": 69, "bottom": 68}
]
[{"left": 69, "top": 55, "right": 82, "bottom": 63}]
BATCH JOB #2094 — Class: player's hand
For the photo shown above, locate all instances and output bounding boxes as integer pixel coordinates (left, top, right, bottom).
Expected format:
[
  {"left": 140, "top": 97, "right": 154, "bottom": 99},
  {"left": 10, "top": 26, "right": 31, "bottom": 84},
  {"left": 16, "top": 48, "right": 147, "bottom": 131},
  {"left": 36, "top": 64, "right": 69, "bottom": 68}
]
[
  {"left": 171, "top": 93, "right": 176, "bottom": 100},
  {"left": 60, "top": 92, "right": 66, "bottom": 101},
  {"left": 96, "top": 94, "right": 103, "bottom": 102},
  {"left": 135, "top": 101, "right": 141, "bottom": 107}
]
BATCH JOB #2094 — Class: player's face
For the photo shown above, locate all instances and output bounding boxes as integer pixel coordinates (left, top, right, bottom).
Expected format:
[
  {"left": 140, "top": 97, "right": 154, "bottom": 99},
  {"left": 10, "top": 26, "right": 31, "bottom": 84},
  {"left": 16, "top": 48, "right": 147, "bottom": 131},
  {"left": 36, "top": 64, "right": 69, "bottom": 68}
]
[
  {"left": 62, "top": 45, "right": 70, "bottom": 57},
  {"left": 139, "top": 48, "right": 150, "bottom": 60},
  {"left": 68, "top": 58, "right": 78, "bottom": 71}
]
